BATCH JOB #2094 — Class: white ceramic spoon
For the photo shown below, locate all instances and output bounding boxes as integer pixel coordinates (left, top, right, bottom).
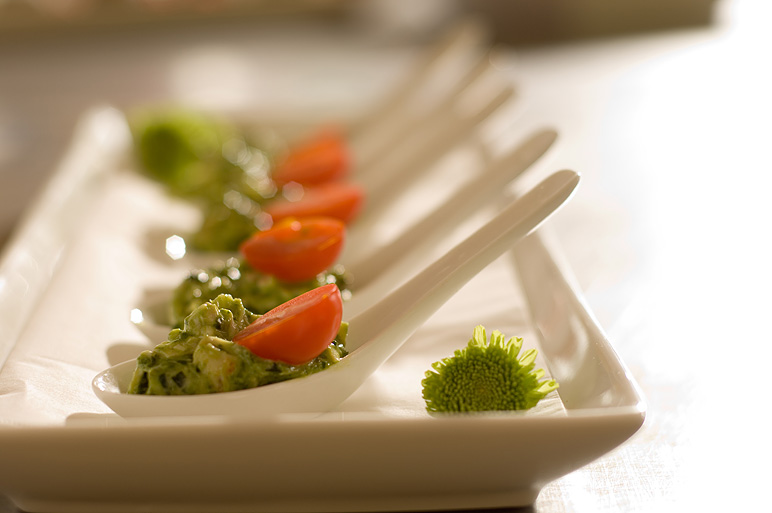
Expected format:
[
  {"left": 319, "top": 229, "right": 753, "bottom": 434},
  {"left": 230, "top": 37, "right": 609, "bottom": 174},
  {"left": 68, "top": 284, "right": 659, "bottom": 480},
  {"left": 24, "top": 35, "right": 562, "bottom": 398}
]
[
  {"left": 353, "top": 50, "right": 508, "bottom": 186},
  {"left": 342, "top": 54, "right": 516, "bottom": 263},
  {"left": 94, "top": 169, "right": 579, "bottom": 418},
  {"left": 344, "top": 128, "right": 556, "bottom": 292},
  {"left": 353, "top": 70, "right": 514, "bottom": 213},
  {"left": 348, "top": 17, "right": 488, "bottom": 163}
]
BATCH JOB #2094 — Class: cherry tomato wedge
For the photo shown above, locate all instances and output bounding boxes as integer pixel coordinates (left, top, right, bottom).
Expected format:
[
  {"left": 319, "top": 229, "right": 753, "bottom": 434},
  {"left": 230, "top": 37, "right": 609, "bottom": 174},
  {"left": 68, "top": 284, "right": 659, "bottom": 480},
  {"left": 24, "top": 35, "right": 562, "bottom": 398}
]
[
  {"left": 239, "top": 217, "right": 345, "bottom": 282},
  {"left": 233, "top": 283, "right": 343, "bottom": 365},
  {"left": 272, "top": 130, "right": 349, "bottom": 187},
  {"left": 264, "top": 182, "right": 364, "bottom": 225}
]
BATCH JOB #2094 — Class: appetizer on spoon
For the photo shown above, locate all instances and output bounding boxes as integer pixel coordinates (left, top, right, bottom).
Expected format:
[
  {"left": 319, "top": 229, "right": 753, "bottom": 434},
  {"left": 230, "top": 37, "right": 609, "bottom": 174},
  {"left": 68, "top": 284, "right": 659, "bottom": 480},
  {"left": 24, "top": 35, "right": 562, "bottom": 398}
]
[
  {"left": 93, "top": 169, "right": 580, "bottom": 418},
  {"left": 160, "top": 128, "right": 557, "bottom": 326}
]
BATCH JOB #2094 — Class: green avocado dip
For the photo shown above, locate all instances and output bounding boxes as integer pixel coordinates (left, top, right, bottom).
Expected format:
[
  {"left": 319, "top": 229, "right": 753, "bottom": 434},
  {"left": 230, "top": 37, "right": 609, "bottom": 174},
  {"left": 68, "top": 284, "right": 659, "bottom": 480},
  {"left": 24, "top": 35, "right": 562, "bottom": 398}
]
[
  {"left": 129, "top": 294, "right": 348, "bottom": 395},
  {"left": 131, "top": 109, "right": 280, "bottom": 251},
  {"left": 170, "top": 257, "right": 350, "bottom": 327},
  {"left": 189, "top": 200, "right": 267, "bottom": 253}
]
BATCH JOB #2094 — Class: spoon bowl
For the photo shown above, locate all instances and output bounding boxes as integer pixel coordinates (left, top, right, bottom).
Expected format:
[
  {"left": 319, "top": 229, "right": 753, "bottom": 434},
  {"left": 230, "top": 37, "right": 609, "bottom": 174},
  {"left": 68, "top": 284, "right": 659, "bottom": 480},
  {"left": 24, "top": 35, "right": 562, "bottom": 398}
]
[{"left": 93, "top": 169, "right": 580, "bottom": 418}]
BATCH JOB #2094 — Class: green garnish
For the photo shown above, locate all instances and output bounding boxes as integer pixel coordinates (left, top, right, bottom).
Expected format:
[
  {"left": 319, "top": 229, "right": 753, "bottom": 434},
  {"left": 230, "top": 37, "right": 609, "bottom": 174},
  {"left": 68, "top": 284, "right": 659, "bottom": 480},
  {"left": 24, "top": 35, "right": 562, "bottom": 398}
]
[{"left": 421, "top": 325, "right": 558, "bottom": 413}]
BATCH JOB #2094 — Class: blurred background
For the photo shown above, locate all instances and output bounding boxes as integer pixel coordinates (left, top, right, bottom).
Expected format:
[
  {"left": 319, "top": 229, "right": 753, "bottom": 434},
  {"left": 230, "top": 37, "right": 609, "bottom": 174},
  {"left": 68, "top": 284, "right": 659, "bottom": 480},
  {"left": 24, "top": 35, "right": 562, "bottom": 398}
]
[{"left": 0, "top": 0, "right": 719, "bottom": 246}]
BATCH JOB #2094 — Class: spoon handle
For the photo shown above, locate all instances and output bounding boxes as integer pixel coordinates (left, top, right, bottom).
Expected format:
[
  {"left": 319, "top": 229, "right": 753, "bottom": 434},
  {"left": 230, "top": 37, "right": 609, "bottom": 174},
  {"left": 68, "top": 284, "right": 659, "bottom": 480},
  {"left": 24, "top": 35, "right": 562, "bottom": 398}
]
[
  {"left": 346, "top": 128, "right": 557, "bottom": 288},
  {"left": 353, "top": 47, "right": 501, "bottom": 182},
  {"left": 356, "top": 81, "right": 515, "bottom": 208},
  {"left": 347, "top": 169, "right": 580, "bottom": 352},
  {"left": 348, "top": 17, "right": 488, "bottom": 150}
]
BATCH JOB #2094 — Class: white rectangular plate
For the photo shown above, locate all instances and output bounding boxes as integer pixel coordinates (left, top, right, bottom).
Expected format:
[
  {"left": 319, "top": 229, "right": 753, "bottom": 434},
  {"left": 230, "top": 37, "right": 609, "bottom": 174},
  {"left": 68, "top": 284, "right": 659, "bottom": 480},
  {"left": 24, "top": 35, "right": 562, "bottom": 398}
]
[{"left": 0, "top": 107, "right": 644, "bottom": 512}]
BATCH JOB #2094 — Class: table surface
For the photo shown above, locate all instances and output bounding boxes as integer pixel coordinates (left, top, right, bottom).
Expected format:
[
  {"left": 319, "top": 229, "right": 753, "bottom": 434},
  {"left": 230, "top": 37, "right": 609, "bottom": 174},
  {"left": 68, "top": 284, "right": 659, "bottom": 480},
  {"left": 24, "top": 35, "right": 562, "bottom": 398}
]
[{"left": 1, "top": 0, "right": 770, "bottom": 511}]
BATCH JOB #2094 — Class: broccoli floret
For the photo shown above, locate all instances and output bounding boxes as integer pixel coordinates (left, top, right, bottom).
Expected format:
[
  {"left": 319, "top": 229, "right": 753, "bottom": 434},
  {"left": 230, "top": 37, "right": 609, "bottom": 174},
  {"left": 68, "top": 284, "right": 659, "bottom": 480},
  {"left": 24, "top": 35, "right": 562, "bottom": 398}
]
[{"left": 421, "top": 325, "right": 558, "bottom": 413}]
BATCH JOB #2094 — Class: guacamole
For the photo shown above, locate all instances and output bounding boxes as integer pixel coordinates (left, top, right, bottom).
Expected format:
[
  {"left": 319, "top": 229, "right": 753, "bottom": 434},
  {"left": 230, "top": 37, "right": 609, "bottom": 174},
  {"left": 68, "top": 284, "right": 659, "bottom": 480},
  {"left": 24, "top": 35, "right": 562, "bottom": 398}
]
[
  {"left": 129, "top": 294, "right": 348, "bottom": 395},
  {"left": 131, "top": 109, "right": 281, "bottom": 251},
  {"left": 170, "top": 257, "right": 350, "bottom": 327},
  {"left": 133, "top": 109, "right": 235, "bottom": 198},
  {"left": 189, "top": 201, "right": 264, "bottom": 253}
]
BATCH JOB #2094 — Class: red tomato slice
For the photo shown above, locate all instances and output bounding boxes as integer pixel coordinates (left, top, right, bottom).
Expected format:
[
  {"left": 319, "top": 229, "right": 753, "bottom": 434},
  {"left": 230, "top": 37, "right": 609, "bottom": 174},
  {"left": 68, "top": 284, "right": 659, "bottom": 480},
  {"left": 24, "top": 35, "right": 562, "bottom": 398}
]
[
  {"left": 264, "top": 182, "right": 364, "bottom": 225},
  {"left": 239, "top": 217, "right": 345, "bottom": 282},
  {"left": 233, "top": 283, "right": 343, "bottom": 365},
  {"left": 272, "top": 130, "right": 349, "bottom": 187}
]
